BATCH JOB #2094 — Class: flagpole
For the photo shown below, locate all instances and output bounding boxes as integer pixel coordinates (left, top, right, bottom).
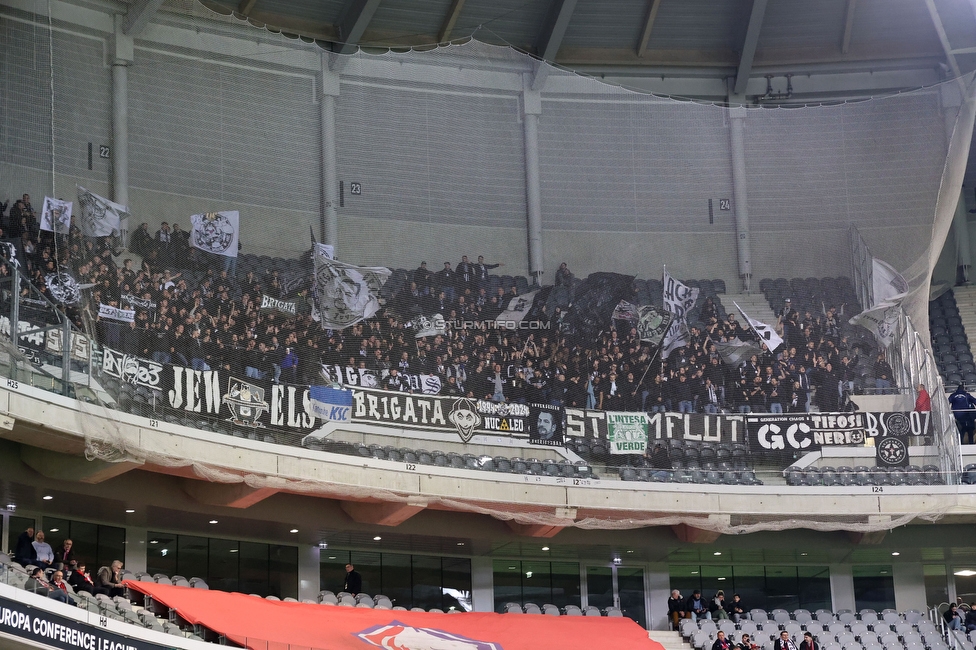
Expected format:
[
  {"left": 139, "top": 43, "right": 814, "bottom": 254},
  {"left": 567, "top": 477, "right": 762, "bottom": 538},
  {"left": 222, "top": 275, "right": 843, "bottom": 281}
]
[{"left": 636, "top": 343, "right": 662, "bottom": 392}]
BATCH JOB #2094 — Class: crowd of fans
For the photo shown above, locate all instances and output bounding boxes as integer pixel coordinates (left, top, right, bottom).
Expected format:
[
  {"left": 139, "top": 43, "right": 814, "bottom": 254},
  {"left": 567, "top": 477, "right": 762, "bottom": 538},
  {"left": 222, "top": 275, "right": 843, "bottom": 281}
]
[
  {"left": 12, "top": 524, "right": 125, "bottom": 605},
  {"left": 0, "top": 194, "right": 886, "bottom": 416}
]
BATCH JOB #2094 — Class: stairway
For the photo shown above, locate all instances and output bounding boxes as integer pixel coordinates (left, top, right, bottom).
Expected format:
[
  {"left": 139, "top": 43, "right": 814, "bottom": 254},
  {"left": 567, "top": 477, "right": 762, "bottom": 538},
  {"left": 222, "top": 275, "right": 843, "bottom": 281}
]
[
  {"left": 721, "top": 292, "right": 777, "bottom": 326},
  {"left": 951, "top": 285, "right": 976, "bottom": 344},
  {"left": 650, "top": 629, "right": 691, "bottom": 650}
]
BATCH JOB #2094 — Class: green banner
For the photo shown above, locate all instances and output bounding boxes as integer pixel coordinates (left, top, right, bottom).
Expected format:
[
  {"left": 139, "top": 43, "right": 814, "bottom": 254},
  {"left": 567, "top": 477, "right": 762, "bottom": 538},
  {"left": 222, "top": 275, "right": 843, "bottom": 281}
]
[{"left": 607, "top": 412, "right": 649, "bottom": 454}]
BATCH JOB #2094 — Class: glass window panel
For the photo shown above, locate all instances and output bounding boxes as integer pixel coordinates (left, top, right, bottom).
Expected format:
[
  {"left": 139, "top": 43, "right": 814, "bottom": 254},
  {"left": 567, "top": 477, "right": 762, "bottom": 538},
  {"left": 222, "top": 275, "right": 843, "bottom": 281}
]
[
  {"left": 349, "top": 551, "right": 381, "bottom": 596},
  {"left": 95, "top": 525, "right": 126, "bottom": 573},
  {"left": 797, "top": 566, "right": 831, "bottom": 612},
  {"left": 441, "top": 558, "right": 472, "bottom": 612},
  {"left": 68, "top": 521, "right": 99, "bottom": 568},
  {"left": 176, "top": 535, "right": 208, "bottom": 582},
  {"left": 411, "top": 555, "right": 442, "bottom": 611},
  {"left": 954, "top": 567, "right": 976, "bottom": 605},
  {"left": 239, "top": 541, "right": 270, "bottom": 596},
  {"left": 618, "top": 567, "right": 647, "bottom": 629},
  {"left": 765, "top": 566, "right": 799, "bottom": 612},
  {"left": 380, "top": 553, "right": 412, "bottom": 609},
  {"left": 923, "top": 565, "right": 947, "bottom": 609},
  {"left": 550, "top": 562, "right": 581, "bottom": 609},
  {"left": 730, "top": 566, "right": 765, "bottom": 612},
  {"left": 700, "top": 565, "right": 733, "bottom": 602},
  {"left": 41, "top": 517, "right": 69, "bottom": 566},
  {"left": 586, "top": 566, "right": 613, "bottom": 611},
  {"left": 319, "top": 550, "right": 351, "bottom": 593},
  {"left": 493, "top": 560, "right": 523, "bottom": 613},
  {"left": 669, "top": 565, "right": 703, "bottom": 598},
  {"left": 146, "top": 532, "right": 178, "bottom": 578},
  {"left": 269, "top": 544, "right": 298, "bottom": 600},
  {"left": 522, "top": 561, "right": 552, "bottom": 607},
  {"left": 208, "top": 538, "right": 240, "bottom": 593},
  {"left": 853, "top": 565, "right": 895, "bottom": 612}
]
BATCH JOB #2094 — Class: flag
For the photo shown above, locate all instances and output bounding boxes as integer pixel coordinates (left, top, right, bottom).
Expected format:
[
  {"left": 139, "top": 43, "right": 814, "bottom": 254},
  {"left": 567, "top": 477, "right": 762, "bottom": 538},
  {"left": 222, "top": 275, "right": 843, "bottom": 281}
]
[
  {"left": 77, "top": 187, "right": 128, "bottom": 237},
  {"left": 734, "top": 302, "right": 784, "bottom": 353},
  {"left": 411, "top": 313, "right": 447, "bottom": 338},
  {"left": 495, "top": 290, "right": 540, "bottom": 325},
  {"left": 308, "top": 385, "right": 353, "bottom": 422},
  {"left": 661, "top": 269, "right": 699, "bottom": 358},
  {"left": 562, "top": 273, "right": 635, "bottom": 341},
  {"left": 312, "top": 249, "right": 390, "bottom": 329},
  {"left": 314, "top": 242, "right": 335, "bottom": 261},
  {"left": 635, "top": 305, "right": 673, "bottom": 346},
  {"left": 40, "top": 197, "right": 73, "bottom": 234},
  {"left": 872, "top": 258, "right": 908, "bottom": 305},
  {"left": 849, "top": 301, "right": 902, "bottom": 347},
  {"left": 190, "top": 210, "right": 240, "bottom": 258},
  {"left": 611, "top": 300, "right": 639, "bottom": 323},
  {"left": 98, "top": 303, "right": 135, "bottom": 323},
  {"left": 714, "top": 338, "right": 765, "bottom": 366}
]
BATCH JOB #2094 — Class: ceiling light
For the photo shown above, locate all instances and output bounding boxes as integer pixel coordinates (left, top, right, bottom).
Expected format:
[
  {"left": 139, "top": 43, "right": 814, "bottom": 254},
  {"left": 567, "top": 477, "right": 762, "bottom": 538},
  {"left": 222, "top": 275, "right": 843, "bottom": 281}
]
[
  {"left": 49, "top": 528, "right": 59, "bottom": 532},
  {"left": 880, "top": 571, "right": 888, "bottom": 574},
  {"left": 373, "top": 536, "right": 382, "bottom": 541},
  {"left": 891, "top": 552, "right": 900, "bottom": 556},
  {"left": 125, "top": 509, "right": 135, "bottom": 513},
  {"left": 541, "top": 546, "right": 549, "bottom": 551},
  {"left": 525, "top": 571, "right": 533, "bottom": 578},
  {"left": 691, "top": 571, "right": 699, "bottom": 574},
  {"left": 713, "top": 551, "right": 722, "bottom": 556},
  {"left": 613, "top": 557, "right": 622, "bottom": 565},
  {"left": 626, "top": 550, "right": 634, "bottom": 554},
  {"left": 209, "top": 520, "right": 218, "bottom": 524},
  {"left": 150, "top": 540, "right": 158, "bottom": 544},
  {"left": 161, "top": 549, "right": 168, "bottom": 556},
  {"left": 229, "top": 549, "right": 238, "bottom": 553},
  {"left": 718, "top": 577, "right": 726, "bottom": 581},
  {"left": 290, "top": 529, "right": 299, "bottom": 534},
  {"left": 328, "top": 556, "right": 336, "bottom": 560},
  {"left": 456, "top": 542, "right": 464, "bottom": 546},
  {"left": 800, "top": 552, "right": 808, "bottom": 556},
  {"left": 508, "top": 566, "right": 516, "bottom": 570},
  {"left": 43, "top": 495, "right": 53, "bottom": 500},
  {"left": 955, "top": 569, "right": 976, "bottom": 577}
]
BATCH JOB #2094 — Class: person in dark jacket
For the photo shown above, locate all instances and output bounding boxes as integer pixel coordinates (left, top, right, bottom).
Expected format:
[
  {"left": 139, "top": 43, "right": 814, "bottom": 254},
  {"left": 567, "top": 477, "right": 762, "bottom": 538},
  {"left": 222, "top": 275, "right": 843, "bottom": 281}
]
[
  {"left": 668, "top": 589, "right": 687, "bottom": 629},
  {"left": 685, "top": 589, "right": 710, "bottom": 622},
  {"left": 712, "top": 631, "right": 732, "bottom": 650},
  {"left": 14, "top": 526, "right": 36, "bottom": 566},
  {"left": 344, "top": 563, "right": 362, "bottom": 595},
  {"left": 949, "top": 383, "right": 976, "bottom": 445}
]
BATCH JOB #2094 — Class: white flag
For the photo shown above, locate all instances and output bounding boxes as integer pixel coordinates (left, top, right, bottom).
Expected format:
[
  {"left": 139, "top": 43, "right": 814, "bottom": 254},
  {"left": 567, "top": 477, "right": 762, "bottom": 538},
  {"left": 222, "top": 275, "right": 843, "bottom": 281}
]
[
  {"left": 495, "top": 290, "right": 539, "bottom": 325},
  {"left": 314, "top": 243, "right": 335, "bottom": 260},
  {"left": 190, "top": 211, "right": 240, "bottom": 258},
  {"left": 77, "top": 187, "right": 128, "bottom": 237},
  {"left": 734, "top": 301, "right": 784, "bottom": 353},
  {"left": 661, "top": 269, "right": 700, "bottom": 358},
  {"left": 872, "top": 258, "right": 908, "bottom": 305},
  {"left": 40, "top": 197, "right": 73, "bottom": 234},
  {"left": 312, "top": 248, "right": 390, "bottom": 329},
  {"left": 850, "top": 301, "right": 902, "bottom": 348},
  {"left": 411, "top": 313, "right": 447, "bottom": 338},
  {"left": 98, "top": 303, "right": 135, "bottom": 323}
]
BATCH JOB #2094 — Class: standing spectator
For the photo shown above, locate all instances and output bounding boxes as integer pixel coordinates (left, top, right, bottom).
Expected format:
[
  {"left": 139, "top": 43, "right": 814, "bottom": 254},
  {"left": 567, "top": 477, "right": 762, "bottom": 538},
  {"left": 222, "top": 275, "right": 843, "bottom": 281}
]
[
  {"left": 914, "top": 383, "right": 931, "bottom": 412},
  {"left": 435, "top": 262, "right": 456, "bottom": 302},
  {"left": 456, "top": 255, "right": 474, "bottom": 294},
  {"left": 279, "top": 346, "right": 299, "bottom": 384},
  {"left": 554, "top": 262, "right": 573, "bottom": 287},
  {"left": 949, "top": 383, "right": 976, "bottom": 445},
  {"left": 873, "top": 352, "right": 894, "bottom": 394},
  {"left": 646, "top": 443, "right": 673, "bottom": 480},
  {"left": 343, "top": 563, "right": 362, "bottom": 595},
  {"left": 14, "top": 525, "right": 36, "bottom": 566},
  {"left": 129, "top": 223, "right": 153, "bottom": 257},
  {"left": 32, "top": 530, "right": 54, "bottom": 569},
  {"left": 55, "top": 538, "right": 75, "bottom": 569},
  {"left": 474, "top": 255, "right": 502, "bottom": 290},
  {"left": 413, "top": 261, "right": 432, "bottom": 296},
  {"left": 155, "top": 222, "right": 172, "bottom": 264}
]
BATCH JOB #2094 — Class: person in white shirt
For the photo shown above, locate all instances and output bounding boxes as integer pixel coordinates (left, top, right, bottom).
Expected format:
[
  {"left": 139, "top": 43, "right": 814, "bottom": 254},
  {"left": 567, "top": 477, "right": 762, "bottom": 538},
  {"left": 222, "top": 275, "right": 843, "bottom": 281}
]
[{"left": 32, "top": 530, "right": 55, "bottom": 569}]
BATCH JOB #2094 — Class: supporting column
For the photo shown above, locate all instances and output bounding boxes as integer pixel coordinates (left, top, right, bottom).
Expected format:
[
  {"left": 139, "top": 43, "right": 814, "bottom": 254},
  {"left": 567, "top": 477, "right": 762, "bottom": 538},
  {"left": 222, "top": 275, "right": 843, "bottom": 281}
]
[
  {"left": 111, "top": 17, "right": 134, "bottom": 209},
  {"left": 829, "top": 564, "right": 855, "bottom": 612},
  {"left": 124, "top": 527, "right": 147, "bottom": 574},
  {"left": 1, "top": 510, "right": 9, "bottom": 560},
  {"left": 646, "top": 563, "right": 671, "bottom": 631},
  {"left": 727, "top": 92, "right": 753, "bottom": 293},
  {"left": 320, "top": 55, "right": 341, "bottom": 250},
  {"left": 522, "top": 74, "right": 544, "bottom": 286},
  {"left": 471, "top": 556, "right": 494, "bottom": 613},
  {"left": 954, "top": 189, "right": 971, "bottom": 283},
  {"left": 892, "top": 563, "right": 926, "bottom": 612},
  {"left": 298, "top": 543, "right": 321, "bottom": 602}
]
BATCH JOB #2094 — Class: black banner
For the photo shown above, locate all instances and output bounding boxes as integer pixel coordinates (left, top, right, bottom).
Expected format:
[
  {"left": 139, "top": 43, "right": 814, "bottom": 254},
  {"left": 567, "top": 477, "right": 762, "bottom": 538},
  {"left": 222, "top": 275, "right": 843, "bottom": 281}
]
[
  {"left": 0, "top": 591, "right": 170, "bottom": 650},
  {"left": 564, "top": 409, "right": 747, "bottom": 445},
  {"left": 876, "top": 435, "right": 911, "bottom": 467},
  {"left": 528, "top": 404, "right": 564, "bottom": 446},
  {"left": 864, "top": 411, "right": 932, "bottom": 438},
  {"left": 746, "top": 413, "right": 866, "bottom": 453}
]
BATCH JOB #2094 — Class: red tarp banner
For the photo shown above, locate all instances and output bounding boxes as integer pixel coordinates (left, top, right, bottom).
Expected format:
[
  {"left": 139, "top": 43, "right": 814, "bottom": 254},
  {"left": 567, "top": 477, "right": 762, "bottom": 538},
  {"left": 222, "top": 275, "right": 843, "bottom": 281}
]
[{"left": 127, "top": 582, "right": 664, "bottom": 650}]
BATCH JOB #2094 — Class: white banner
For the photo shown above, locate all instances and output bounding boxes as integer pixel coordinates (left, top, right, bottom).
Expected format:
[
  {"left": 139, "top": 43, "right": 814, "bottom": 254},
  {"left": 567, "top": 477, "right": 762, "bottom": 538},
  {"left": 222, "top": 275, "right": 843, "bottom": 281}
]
[
  {"left": 850, "top": 301, "right": 902, "bottom": 348},
  {"left": 411, "top": 313, "right": 447, "bottom": 338},
  {"left": 872, "top": 258, "right": 909, "bottom": 305},
  {"left": 734, "top": 301, "right": 784, "bottom": 353},
  {"left": 98, "top": 303, "right": 135, "bottom": 323},
  {"left": 40, "top": 197, "right": 72, "bottom": 234},
  {"left": 77, "top": 186, "right": 128, "bottom": 237},
  {"left": 312, "top": 250, "right": 390, "bottom": 329},
  {"left": 495, "top": 290, "right": 539, "bottom": 325},
  {"left": 314, "top": 243, "right": 335, "bottom": 260},
  {"left": 661, "top": 269, "right": 699, "bottom": 358},
  {"left": 190, "top": 210, "right": 240, "bottom": 258}
]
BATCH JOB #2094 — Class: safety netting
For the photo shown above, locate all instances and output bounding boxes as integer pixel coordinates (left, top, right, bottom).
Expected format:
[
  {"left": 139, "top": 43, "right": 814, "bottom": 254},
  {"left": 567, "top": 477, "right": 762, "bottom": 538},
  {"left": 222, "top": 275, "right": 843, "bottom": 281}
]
[{"left": 0, "top": 0, "right": 974, "bottom": 534}]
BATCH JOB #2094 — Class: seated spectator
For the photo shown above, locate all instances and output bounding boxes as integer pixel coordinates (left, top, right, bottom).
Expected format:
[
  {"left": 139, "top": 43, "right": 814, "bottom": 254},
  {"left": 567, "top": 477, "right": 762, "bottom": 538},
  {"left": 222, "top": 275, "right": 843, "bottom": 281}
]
[
  {"left": 14, "top": 525, "right": 36, "bottom": 566},
  {"left": 667, "top": 589, "right": 687, "bottom": 629},
  {"left": 774, "top": 631, "right": 798, "bottom": 650},
  {"left": 945, "top": 603, "right": 963, "bottom": 631},
  {"left": 799, "top": 632, "right": 818, "bottom": 650},
  {"left": 26, "top": 567, "right": 75, "bottom": 605},
  {"left": 737, "top": 634, "right": 758, "bottom": 650},
  {"left": 685, "top": 589, "right": 710, "bottom": 622},
  {"left": 68, "top": 561, "right": 95, "bottom": 595},
  {"left": 711, "top": 590, "right": 728, "bottom": 620},
  {"left": 54, "top": 538, "right": 75, "bottom": 569},
  {"left": 32, "top": 530, "right": 54, "bottom": 569},
  {"left": 95, "top": 560, "right": 125, "bottom": 598},
  {"left": 712, "top": 631, "right": 732, "bottom": 650},
  {"left": 49, "top": 570, "right": 76, "bottom": 605},
  {"left": 727, "top": 593, "right": 746, "bottom": 623}
]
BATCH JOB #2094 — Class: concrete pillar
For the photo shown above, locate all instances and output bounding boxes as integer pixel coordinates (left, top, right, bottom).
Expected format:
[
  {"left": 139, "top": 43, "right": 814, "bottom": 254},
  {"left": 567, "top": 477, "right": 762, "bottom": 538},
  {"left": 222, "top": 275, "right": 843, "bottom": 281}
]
[
  {"left": 320, "top": 56, "right": 341, "bottom": 251},
  {"left": 111, "top": 16, "right": 134, "bottom": 209},
  {"left": 125, "top": 527, "right": 147, "bottom": 574},
  {"left": 298, "top": 543, "right": 321, "bottom": 602},
  {"left": 471, "top": 556, "right": 494, "bottom": 612},
  {"left": 646, "top": 563, "right": 671, "bottom": 631},
  {"left": 953, "top": 191, "right": 971, "bottom": 282},
  {"left": 1, "top": 510, "right": 8, "bottom": 559},
  {"left": 893, "top": 563, "right": 927, "bottom": 612},
  {"left": 727, "top": 100, "right": 753, "bottom": 293},
  {"left": 522, "top": 74, "right": 544, "bottom": 285},
  {"left": 829, "top": 564, "right": 856, "bottom": 611}
]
